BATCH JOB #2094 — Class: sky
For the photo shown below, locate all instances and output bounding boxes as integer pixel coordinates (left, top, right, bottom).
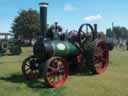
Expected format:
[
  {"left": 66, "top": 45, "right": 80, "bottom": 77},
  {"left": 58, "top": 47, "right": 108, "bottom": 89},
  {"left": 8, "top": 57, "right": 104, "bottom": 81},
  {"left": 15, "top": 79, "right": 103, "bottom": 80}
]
[{"left": 0, "top": 0, "right": 128, "bottom": 33}]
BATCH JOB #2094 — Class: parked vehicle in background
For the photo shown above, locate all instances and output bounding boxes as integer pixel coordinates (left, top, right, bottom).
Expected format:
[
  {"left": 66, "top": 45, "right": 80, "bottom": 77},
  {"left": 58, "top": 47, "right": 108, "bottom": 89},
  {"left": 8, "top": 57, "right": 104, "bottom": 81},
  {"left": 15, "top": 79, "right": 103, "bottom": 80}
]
[{"left": 0, "top": 33, "right": 22, "bottom": 55}]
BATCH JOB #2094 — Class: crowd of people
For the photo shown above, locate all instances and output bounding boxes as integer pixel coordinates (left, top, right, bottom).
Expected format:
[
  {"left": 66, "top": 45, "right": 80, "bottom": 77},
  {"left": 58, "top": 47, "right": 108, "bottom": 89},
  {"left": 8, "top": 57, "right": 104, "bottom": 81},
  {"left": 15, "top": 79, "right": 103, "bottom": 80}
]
[{"left": 111, "top": 39, "right": 128, "bottom": 50}]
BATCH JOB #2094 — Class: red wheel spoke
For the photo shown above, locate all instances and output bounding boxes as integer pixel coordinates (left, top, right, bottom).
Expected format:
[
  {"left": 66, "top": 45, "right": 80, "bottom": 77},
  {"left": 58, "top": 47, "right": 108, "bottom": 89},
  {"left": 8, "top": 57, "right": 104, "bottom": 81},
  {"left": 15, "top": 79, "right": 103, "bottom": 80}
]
[
  {"left": 57, "top": 64, "right": 64, "bottom": 70},
  {"left": 48, "top": 66, "right": 57, "bottom": 72}
]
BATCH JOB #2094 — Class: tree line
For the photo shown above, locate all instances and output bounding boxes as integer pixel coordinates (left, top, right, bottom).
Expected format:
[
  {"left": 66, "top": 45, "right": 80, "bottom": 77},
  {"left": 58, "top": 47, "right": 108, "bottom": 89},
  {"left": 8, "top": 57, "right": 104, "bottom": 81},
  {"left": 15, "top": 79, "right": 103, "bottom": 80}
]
[
  {"left": 106, "top": 26, "right": 128, "bottom": 40},
  {"left": 11, "top": 9, "right": 128, "bottom": 40}
]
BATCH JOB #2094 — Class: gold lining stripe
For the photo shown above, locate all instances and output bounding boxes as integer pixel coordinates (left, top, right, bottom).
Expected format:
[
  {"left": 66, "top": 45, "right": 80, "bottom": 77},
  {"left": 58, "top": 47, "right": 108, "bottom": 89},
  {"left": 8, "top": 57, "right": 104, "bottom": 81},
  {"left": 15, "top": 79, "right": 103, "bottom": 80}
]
[
  {"left": 51, "top": 41, "right": 55, "bottom": 56},
  {"left": 66, "top": 41, "right": 70, "bottom": 55}
]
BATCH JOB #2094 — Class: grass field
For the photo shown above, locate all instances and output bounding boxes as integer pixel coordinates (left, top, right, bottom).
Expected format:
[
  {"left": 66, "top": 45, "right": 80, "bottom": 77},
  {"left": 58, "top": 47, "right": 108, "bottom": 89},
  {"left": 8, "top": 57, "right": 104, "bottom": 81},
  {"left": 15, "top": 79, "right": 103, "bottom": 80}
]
[{"left": 0, "top": 47, "right": 128, "bottom": 96}]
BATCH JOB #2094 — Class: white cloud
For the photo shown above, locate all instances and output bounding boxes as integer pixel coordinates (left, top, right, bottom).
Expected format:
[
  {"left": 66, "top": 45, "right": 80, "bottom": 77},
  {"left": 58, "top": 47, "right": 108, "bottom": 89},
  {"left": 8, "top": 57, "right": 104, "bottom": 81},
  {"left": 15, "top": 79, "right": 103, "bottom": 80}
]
[
  {"left": 84, "top": 14, "right": 103, "bottom": 21},
  {"left": 64, "top": 3, "right": 76, "bottom": 12}
]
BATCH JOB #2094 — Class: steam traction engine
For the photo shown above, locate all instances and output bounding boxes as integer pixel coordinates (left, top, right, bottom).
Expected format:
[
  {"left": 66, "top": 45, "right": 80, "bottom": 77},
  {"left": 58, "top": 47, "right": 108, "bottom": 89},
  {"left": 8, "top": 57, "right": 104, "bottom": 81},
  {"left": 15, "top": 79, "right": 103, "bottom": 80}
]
[{"left": 22, "top": 2, "right": 109, "bottom": 88}]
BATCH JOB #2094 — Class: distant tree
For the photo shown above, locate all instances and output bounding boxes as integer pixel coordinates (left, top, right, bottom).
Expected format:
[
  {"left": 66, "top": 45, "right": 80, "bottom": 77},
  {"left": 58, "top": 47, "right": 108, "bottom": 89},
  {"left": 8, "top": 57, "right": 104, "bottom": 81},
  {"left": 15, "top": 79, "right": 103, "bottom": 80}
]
[
  {"left": 11, "top": 9, "right": 40, "bottom": 39},
  {"left": 106, "top": 26, "right": 128, "bottom": 39},
  {"left": 106, "top": 28, "right": 112, "bottom": 38},
  {"left": 97, "top": 32, "right": 106, "bottom": 40}
]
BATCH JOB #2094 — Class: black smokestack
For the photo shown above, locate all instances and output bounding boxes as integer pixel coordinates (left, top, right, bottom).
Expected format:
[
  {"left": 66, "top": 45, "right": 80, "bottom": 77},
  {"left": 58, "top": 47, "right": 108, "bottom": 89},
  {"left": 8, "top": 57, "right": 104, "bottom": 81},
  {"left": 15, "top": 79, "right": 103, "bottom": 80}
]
[
  {"left": 39, "top": 2, "right": 48, "bottom": 36},
  {"left": 93, "top": 24, "right": 97, "bottom": 39}
]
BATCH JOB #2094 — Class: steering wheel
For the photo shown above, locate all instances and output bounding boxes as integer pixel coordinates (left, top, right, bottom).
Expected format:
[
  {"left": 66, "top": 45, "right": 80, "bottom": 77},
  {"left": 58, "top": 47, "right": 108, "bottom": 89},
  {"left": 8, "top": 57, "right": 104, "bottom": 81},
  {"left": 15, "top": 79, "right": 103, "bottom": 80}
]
[{"left": 78, "top": 23, "right": 95, "bottom": 47}]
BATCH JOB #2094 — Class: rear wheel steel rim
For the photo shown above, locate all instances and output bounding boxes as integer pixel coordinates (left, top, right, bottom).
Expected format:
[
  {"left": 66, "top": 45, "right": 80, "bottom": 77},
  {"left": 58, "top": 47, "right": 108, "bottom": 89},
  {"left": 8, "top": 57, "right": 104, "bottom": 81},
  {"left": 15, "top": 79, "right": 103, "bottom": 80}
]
[
  {"left": 22, "top": 56, "right": 41, "bottom": 80},
  {"left": 95, "top": 42, "right": 109, "bottom": 74},
  {"left": 46, "top": 57, "right": 68, "bottom": 87}
]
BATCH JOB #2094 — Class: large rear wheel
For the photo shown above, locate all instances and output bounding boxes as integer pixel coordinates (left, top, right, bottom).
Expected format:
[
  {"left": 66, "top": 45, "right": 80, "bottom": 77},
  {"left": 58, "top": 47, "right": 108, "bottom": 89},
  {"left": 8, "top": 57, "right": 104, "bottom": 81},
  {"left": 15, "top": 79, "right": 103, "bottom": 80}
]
[{"left": 94, "top": 41, "right": 109, "bottom": 74}]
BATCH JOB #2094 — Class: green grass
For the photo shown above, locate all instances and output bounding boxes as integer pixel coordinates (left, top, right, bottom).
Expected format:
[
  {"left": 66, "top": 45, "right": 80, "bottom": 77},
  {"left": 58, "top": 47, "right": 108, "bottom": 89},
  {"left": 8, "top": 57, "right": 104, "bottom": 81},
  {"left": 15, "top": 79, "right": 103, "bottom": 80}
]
[{"left": 0, "top": 47, "right": 128, "bottom": 96}]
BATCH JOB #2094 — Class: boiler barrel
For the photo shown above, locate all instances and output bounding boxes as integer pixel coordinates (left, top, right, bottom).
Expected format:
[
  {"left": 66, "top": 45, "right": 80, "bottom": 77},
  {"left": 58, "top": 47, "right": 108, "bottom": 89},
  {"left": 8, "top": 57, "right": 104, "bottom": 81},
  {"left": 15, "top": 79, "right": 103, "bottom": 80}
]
[
  {"left": 33, "top": 39, "right": 80, "bottom": 60},
  {"left": 49, "top": 40, "right": 79, "bottom": 56}
]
